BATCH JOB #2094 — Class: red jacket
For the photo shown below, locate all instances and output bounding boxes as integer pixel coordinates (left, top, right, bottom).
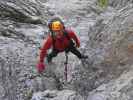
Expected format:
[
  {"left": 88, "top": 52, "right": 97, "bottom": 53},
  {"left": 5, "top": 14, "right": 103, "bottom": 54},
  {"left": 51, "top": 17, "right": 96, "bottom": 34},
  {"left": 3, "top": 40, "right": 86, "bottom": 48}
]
[{"left": 39, "top": 29, "right": 80, "bottom": 63}]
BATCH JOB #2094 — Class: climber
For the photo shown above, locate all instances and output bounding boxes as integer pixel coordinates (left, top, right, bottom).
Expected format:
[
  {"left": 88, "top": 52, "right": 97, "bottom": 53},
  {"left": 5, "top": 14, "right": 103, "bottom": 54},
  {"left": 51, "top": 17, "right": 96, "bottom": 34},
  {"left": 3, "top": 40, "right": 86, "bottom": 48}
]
[{"left": 36, "top": 17, "right": 88, "bottom": 73}]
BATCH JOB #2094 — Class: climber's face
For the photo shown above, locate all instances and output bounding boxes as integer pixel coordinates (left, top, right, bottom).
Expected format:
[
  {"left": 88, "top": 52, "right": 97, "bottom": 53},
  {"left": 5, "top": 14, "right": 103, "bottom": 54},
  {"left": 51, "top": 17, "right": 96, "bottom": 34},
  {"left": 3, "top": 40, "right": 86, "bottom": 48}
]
[{"left": 55, "top": 30, "right": 64, "bottom": 38}]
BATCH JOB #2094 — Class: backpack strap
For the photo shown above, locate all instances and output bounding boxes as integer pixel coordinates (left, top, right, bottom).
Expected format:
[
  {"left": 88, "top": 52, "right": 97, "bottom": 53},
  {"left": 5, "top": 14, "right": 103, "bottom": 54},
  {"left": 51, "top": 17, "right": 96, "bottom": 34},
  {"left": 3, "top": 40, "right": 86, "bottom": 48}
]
[
  {"left": 51, "top": 31, "right": 56, "bottom": 49},
  {"left": 63, "top": 30, "right": 70, "bottom": 41}
]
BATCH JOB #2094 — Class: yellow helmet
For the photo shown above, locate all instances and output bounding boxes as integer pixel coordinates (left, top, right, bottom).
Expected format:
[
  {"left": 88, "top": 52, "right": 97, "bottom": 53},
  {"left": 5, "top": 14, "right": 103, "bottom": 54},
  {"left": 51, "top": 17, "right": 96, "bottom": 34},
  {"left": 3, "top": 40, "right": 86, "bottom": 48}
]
[{"left": 51, "top": 21, "right": 63, "bottom": 31}]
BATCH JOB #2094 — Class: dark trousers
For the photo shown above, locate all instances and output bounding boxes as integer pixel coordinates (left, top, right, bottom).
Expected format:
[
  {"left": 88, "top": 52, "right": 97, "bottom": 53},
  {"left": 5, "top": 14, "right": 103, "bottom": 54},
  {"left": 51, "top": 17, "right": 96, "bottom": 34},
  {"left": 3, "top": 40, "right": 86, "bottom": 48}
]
[{"left": 47, "top": 40, "right": 82, "bottom": 62}]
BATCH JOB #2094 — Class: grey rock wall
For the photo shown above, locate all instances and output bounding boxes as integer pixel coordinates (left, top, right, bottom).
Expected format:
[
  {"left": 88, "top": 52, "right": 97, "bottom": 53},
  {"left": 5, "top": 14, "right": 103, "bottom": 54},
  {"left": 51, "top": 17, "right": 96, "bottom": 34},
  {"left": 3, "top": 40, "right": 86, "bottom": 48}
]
[{"left": 0, "top": 0, "right": 133, "bottom": 100}]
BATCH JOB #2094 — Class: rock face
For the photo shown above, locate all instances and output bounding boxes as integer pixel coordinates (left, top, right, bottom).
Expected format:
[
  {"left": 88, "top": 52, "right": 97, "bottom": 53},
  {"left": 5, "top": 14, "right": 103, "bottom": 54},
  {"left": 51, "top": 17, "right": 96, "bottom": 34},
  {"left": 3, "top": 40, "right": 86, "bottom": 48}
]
[
  {"left": 108, "top": 0, "right": 133, "bottom": 9},
  {"left": 0, "top": 0, "right": 49, "bottom": 24},
  {"left": 71, "top": 3, "right": 133, "bottom": 99},
  {"left": 0, "top": 0, "right": 49, "bottom": 100},
  {"left": 0, "top": 37, "right": 37, "bottom": 100},
  {"left": 87, "top": 66, "right": 133, "bottom": 100},
  {"left": 0, "top": 0, "right": 133, "bottom": 100},
  {"left": 31, "top": 90, "right": 84, "bottom": 100}
]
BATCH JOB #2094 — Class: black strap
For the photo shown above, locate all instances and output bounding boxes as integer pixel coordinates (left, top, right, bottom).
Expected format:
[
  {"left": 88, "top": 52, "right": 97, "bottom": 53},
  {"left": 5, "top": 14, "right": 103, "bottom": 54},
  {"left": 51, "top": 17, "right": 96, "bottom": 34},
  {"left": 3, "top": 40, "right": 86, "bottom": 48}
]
[
  {"left": 63, "top": 30, "right": 70, "bottom": 41},
  {"left": 51, "top": 31, "right": 56, "bottom": 49},
  {"left": 64, "top": 52, "right": 68, "bottom": 81},
  {"left": 65, "top": 52, "right": 68, "bottom": 64}
]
